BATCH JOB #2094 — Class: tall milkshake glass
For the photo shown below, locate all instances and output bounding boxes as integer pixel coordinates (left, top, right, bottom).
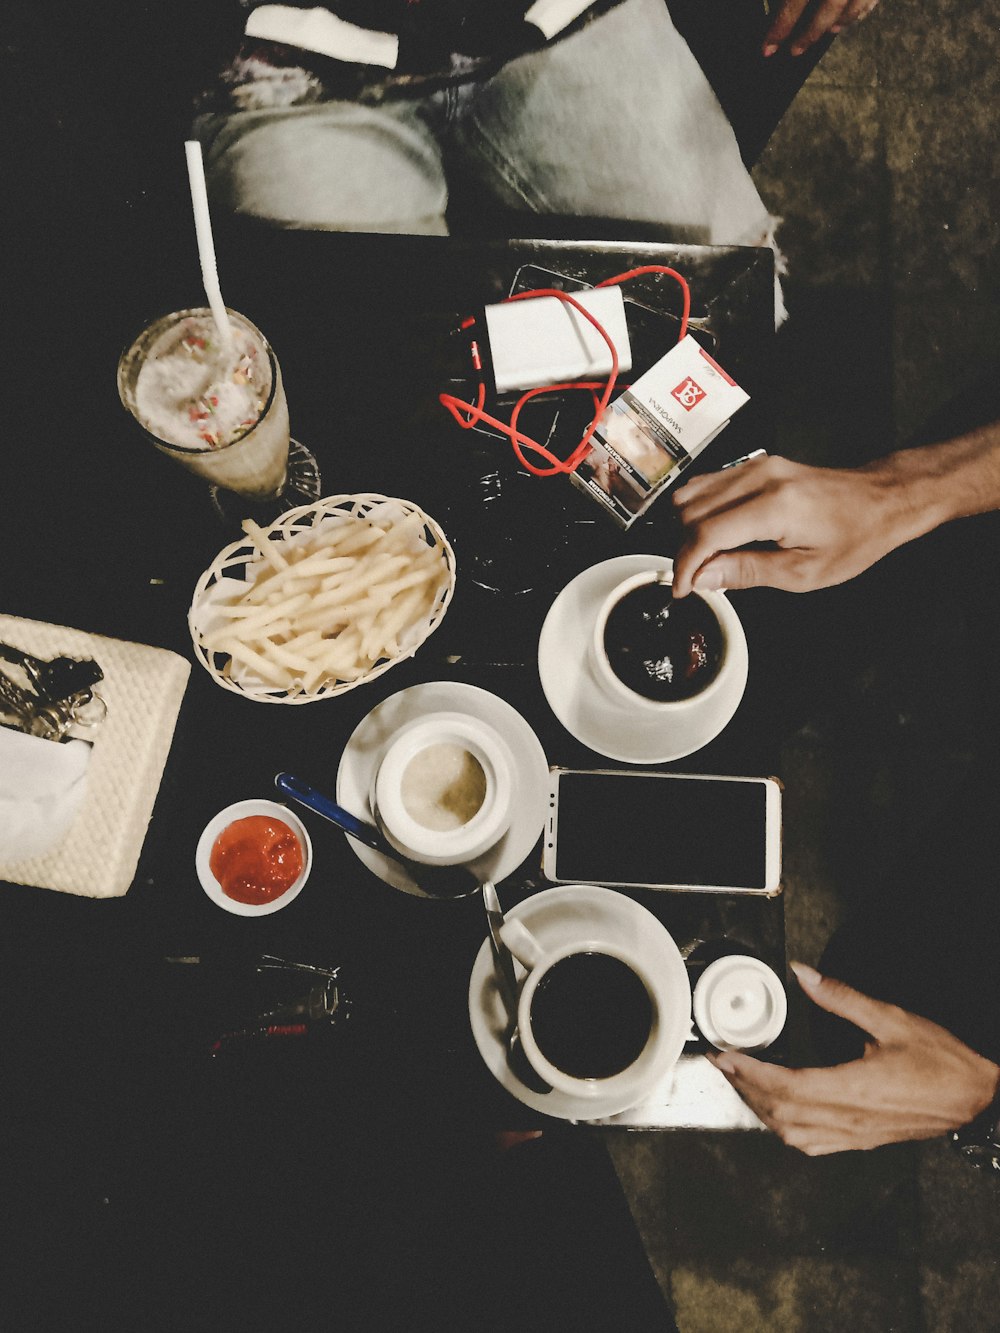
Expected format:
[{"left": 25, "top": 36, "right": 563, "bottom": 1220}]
[{"left": 117, "top": 306, "right": 319, "bottom": 519}]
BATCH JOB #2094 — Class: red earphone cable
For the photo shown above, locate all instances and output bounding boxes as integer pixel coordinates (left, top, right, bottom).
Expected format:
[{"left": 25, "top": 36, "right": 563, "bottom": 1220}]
[{"left": 439, "top": 266, "right": 691, "bottom": 476}]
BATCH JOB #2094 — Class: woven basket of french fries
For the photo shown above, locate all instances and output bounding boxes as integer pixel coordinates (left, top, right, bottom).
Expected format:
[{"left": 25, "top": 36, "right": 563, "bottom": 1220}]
[{"left": 188, "top": 493, "right": 456, "bottom": 702}]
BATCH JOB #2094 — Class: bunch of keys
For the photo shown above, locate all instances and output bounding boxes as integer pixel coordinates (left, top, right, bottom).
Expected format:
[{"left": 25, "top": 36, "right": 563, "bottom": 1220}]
[
  {"left": 205, "top": 955, "right": 352, "bottom": 1055},
  {"left": 0, "top": 643, "right": 107, "bottom": 742}
]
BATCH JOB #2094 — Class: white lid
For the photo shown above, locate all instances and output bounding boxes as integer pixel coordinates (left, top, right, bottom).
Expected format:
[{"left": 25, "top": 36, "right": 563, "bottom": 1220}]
[{"left": 693, "top": 955, "right": 787, "bottom": 1052}]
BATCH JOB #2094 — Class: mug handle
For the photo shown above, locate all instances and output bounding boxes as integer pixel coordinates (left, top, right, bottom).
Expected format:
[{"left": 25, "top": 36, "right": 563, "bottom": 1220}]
[{"left": 498, "top": 918, "right": 547, "bottom": 971}]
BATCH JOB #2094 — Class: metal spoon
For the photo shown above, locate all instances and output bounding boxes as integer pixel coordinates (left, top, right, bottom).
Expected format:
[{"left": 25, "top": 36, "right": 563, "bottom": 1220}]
[
  {"left": 273, "top": 772, "right": 480, "bottom": 899},
  {"left": 482, "top": 881, "right": 550, "bottom": 1094}
]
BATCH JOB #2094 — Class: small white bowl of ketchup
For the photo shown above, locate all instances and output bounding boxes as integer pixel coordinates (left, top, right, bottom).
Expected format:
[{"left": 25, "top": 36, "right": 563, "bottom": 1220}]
[{"left": 196, "top": 799, "right": 312, "bottom": 916}]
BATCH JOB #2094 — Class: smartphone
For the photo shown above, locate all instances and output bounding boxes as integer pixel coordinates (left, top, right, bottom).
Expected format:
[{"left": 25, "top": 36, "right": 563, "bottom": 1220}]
[
  {"left": 543, "top": 769, "right": 782, "bottom": 895},
  {"left": 508, "top": 264, "right": 593, "bottom": 297}
]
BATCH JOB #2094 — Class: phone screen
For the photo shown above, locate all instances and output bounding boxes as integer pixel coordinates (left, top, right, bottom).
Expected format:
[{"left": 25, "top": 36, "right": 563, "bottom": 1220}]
[{"left": 552, "top": 772, "right": 770, "bottom": 890}]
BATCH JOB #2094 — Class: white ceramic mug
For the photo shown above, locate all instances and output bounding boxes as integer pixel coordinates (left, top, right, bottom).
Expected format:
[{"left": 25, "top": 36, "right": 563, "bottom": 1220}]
[
  {"left": 372, "top": 711, "right": 513, "bottom": 866},
  {"left": 590, "top": 569, "right": 740, "bottom": 712},
  {"left": 498, "top": 915, "right": 692, "bottom": 1103}
]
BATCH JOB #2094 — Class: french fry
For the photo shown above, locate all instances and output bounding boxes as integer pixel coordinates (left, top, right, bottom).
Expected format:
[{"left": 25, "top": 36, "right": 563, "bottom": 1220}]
[
  {"left": 242, "top": 518, "right": 289, "bottom": 571},
  {"left": 289, "top": 637, "right": 346, "bottom": 661},
  {"left": 224, "top": 639, "right": 294, "bottom": 688},
  {"left": 365, "top": 561, "right": 447, "bottom": 606},
  {"left": 256, "top": 618, "right": 293, "bottom": 642},
  {"left": 301, "top": 628, "right": 363, "bottom": 690},
  {"left": 243, "top": 554, "right": 357, "bottom": 604},
  {"left": 316, "top": 519, "right": 386, "bottom": 558},
  {"left": 361, "top": 586, "right": 427, "bottom": 660},
  {"left": 375, "top": 509, "right": 423, "bottom": 552},
  {"left": 201, "top": 592, "right": 311, "bottom": 649},
  {"left": 278, "top": 628, "right": 323, "bottom": 652}
]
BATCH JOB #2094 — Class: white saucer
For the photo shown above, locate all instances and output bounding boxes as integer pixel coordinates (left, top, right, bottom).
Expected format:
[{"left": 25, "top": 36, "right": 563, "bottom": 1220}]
[
  {"left": 468, "top": 884, "right": 692, "bottom": 1120},
  {"left": 537, "top": 554, "right": 748, "bottom": 764},
  {"left": 336, "top": 682, "right": 548, "bottom": 897}
]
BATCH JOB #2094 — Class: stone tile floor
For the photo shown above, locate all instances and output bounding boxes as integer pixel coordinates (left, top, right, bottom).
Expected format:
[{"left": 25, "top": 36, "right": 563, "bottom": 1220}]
[{"left": 609, "top": 4, "right": 1000, "bottom": 1328}]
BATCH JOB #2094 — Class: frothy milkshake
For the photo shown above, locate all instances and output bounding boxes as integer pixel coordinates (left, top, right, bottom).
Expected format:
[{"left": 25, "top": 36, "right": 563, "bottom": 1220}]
[{"left": 118, "top": 308, "right": 290, "bottom": 498}]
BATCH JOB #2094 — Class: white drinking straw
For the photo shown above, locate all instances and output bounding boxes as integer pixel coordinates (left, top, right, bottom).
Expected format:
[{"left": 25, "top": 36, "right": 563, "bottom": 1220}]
[{"left": 184, "top": 139, "right": 233, "bottom": 350}]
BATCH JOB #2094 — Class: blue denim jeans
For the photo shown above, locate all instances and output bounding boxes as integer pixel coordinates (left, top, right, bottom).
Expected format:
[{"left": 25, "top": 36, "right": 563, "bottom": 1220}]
[{"left": 196, "top": 0, "right": 776, "bottom": 252}]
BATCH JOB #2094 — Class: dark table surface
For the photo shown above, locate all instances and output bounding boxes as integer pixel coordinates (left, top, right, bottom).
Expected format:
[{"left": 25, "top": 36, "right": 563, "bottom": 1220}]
[{"left": 2, "top": 222, "right": 797, "bottom": 1132}]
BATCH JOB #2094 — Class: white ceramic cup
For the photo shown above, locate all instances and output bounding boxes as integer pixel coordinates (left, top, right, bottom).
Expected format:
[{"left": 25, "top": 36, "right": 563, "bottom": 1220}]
[
  {"left": 498, "top": 915, "right": 692, "bottom": 1103},
  {"left": 590, "top": 569, "right": 739, "bottom": 712},
  {"left": 372, "top": 712, "right": 513, "bottom": 867}
]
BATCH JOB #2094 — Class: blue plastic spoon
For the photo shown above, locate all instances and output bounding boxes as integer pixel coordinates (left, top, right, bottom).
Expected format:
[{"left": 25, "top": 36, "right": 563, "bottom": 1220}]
[{"left": 274, "top": 771, "right": 479, "bottom": 899}]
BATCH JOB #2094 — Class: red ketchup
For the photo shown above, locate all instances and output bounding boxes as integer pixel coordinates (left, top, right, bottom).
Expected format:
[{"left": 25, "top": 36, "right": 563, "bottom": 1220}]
[{"left": 210, "top": 815, "right": 303, "bottom": 906}]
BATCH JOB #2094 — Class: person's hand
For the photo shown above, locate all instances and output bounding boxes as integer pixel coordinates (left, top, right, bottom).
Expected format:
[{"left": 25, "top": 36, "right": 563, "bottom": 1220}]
[
  {"left": 762, "top": 0, "right": 881, "bottom": 58},
  {"left": 495, "top": 1130, "right": 544, "bottom": 1152},
  {"left": 708, "top": 963, "right": 1000, "bottom": 1155},
  {"left": 670, "top": 454, "right": 909, "bottom": 596}
]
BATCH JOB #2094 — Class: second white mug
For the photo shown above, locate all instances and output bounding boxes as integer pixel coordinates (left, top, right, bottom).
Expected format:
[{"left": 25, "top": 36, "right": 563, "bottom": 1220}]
[
  {"left": 499, "top": 914, "right": 692, "bottom": 1103},
  {"left": 372, "top": 711, "right": 513, "bottom": 866}
]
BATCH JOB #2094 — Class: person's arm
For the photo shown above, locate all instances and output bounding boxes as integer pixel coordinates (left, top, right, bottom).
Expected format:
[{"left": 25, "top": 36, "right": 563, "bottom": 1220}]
[
  {"left": 709, "top": 963, "right": 1000, "bottom": 1156},
  {"left": 671, "top": 419, "right": 1000, "bottom": 597},
  {"left": 762, "top": 0, "right": 881, "bottom": 58}
]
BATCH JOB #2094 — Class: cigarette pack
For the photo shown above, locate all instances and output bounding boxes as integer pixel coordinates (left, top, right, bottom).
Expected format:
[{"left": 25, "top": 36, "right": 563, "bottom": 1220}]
[{"left": 571, "top": 335, "right": 749, "bottom": 527}]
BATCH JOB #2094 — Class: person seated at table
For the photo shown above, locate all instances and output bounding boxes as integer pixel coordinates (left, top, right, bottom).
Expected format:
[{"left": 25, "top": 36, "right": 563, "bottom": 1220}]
[
  {"left": 666, "top": 0, "right": 882, "bottom": 166},
  {"left": 669, "top": 394, "right": 1000, "bottom": 1159},
  {"left": 192, "top": 0, "right": 782, "bottom": 258}
]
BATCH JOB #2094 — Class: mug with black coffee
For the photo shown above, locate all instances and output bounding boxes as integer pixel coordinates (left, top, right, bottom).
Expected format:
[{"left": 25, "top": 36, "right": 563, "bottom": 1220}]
[
  {"left": 529, "top": 949, "right": 654, "bottom": 1079},
  {"left": 591, "top": 570, "right": 735, "bottom": 710},
  {"left": 499, "top": 914, "right": 691, "bottom": 1103}
]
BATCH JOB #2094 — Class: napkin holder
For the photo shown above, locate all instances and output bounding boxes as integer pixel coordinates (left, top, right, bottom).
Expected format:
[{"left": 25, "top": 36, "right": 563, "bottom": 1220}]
[{"left": 0, "top": 614, "right": 190, "bottom": 898}]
